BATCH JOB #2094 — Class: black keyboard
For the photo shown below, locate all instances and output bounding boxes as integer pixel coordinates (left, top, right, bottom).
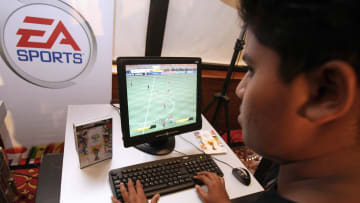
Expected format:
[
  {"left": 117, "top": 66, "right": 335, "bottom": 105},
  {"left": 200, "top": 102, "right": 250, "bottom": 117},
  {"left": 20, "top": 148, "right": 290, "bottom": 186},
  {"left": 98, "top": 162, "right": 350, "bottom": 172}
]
[{"left": 109, "top": 154, "right": 223, "bottom": 201}]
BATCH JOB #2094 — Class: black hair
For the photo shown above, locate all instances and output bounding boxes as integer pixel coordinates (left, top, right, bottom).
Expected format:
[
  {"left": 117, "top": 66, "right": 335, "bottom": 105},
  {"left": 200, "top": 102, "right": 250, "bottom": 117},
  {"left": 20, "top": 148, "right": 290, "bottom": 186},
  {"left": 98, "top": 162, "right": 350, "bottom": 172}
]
[{"left": 240, "top": 0, "right": 360, "bottom": 83}]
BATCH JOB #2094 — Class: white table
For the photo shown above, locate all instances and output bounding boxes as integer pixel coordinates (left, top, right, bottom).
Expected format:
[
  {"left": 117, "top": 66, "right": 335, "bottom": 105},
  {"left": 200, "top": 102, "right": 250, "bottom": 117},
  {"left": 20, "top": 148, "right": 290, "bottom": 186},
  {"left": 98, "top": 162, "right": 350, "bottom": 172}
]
[{"left": 60, "top": 104, "right": 263, "bottom": 202}]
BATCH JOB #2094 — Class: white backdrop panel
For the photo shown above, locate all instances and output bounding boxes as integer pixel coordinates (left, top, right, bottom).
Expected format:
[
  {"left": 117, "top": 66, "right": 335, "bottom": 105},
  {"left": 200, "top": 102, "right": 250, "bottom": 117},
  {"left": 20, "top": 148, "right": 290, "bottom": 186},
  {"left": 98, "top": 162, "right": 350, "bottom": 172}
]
[
  {"left": 0, "top": 0, "right": 114, "bottom": 147},
  {"left": 112, "top": 0, "right": 150, "bottom": 59},
  {"left": 162, "top": 0, "right": 246, "bottom": 65}
]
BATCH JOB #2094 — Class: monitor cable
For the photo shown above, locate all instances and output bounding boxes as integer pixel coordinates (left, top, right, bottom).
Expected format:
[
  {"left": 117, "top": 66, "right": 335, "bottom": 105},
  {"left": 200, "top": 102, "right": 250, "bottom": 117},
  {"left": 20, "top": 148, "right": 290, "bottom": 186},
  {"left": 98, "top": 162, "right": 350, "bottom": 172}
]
[{"left": 110, "top": 99, "right": 120, "bottom": 112}]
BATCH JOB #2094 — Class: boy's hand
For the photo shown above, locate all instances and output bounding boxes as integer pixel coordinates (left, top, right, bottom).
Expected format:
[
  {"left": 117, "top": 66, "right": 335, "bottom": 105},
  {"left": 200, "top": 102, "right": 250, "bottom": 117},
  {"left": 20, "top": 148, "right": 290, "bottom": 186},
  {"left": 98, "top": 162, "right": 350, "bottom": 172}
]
[
  {"left": 194, "top": 172, "right": 231, "bottom": 203},
  {"left": 111, "top": 179, "right": 160, "bottom": 203}
]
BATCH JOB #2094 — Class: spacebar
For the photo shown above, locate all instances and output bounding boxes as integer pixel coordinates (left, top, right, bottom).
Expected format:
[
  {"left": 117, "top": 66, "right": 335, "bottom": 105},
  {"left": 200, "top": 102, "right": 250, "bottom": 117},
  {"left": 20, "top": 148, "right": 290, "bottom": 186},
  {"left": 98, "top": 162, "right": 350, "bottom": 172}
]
[
  {"left": 143, "top": 184, "right": 168, "bottom": 193},
  {"left": 144, "top": 182, "right": 194, "bottom": 198}
]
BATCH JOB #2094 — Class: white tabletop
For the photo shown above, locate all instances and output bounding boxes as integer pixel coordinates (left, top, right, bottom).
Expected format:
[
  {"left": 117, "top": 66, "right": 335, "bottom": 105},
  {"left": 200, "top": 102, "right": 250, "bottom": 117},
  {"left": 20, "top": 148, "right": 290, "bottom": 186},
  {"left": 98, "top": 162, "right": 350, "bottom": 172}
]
[{"left": 60, "top": 104, "right": 263, "bottom": 203}]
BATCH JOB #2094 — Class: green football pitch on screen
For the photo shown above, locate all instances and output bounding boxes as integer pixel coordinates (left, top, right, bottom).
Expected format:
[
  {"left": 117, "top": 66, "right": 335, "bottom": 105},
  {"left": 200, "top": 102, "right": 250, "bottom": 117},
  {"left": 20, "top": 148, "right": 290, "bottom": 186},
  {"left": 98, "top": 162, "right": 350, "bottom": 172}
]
[{"left": 127, "top": 71, "right": 197, "bottom": 137}]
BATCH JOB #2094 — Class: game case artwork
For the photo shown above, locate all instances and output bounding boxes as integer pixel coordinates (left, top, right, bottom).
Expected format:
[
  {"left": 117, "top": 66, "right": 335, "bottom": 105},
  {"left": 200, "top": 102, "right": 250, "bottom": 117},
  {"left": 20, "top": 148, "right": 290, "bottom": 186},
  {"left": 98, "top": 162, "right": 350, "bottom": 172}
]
[
  {"left": 194, "top": 130, "right": 227, "bottom": 154},
  {"left": 73, "top": 116, "right": 112, "bottom": 168}
]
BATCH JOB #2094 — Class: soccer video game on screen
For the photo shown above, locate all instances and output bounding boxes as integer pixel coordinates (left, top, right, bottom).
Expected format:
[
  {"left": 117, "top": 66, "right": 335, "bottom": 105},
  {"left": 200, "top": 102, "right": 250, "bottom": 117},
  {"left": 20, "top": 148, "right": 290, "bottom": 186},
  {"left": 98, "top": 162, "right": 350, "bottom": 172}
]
[{"left": 126, "top": 64, "right": 197, "bottom": 137}]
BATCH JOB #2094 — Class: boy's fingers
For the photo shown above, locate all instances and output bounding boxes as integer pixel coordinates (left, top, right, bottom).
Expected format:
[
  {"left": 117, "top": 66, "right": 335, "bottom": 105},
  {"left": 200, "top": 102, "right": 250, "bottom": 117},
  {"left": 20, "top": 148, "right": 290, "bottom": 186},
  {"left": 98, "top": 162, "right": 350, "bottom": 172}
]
[
  {"left": 111, "top": 196, "right": 121, "bottom": 203},
  {"left": 136, "top": 180, "right": 146, "bottom": 198},
  {"left": 196, "top": 171, "right": 212, "bottom": 176},
  {"left": 195, "top": 184, "right": 208, "bottom": 202},
  {"left": 151, "top": 193, "right": 161, "bottom": 203},
  {"left": 127, "top": 179, "right": 136, "bottom": 195},
  {"left": 119, "top": 183, "right": 129, "bottom": 202},
  {"left": 193, "top": 174, "right": 212, "bottom": 186}
]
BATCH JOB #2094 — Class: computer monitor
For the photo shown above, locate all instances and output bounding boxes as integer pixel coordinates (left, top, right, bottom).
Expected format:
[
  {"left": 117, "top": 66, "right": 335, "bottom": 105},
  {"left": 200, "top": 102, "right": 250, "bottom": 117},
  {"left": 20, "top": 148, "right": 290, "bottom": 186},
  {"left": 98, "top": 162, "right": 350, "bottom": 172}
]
[{"left": 117, "top": 57, "right": 202, "bottom": 155}]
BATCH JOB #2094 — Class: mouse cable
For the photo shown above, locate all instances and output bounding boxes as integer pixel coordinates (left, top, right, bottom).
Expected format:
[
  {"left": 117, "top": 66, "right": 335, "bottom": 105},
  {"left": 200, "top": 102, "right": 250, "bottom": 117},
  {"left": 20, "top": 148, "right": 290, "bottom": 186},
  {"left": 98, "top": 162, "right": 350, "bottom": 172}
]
[
  {"left": 211, "top": 155, "right": 235, "bottom": 170},
  {"left": 173, "top": 149, "right": 235, "bottom": 171},
  {"left": 178, "top": 135, "right": 235, "bottom": 169},
  {"left": 173, "top": 149, "right": 187, "bottom": 156}
]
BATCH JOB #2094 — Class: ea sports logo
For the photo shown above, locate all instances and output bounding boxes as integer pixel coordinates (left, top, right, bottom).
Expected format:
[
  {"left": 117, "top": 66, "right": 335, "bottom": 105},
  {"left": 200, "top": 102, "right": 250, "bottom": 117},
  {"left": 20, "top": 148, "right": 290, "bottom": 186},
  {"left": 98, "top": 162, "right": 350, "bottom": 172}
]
[
  {"left": 0, "top": 1, "right": 97, "bottom": 88},
  {"left": 17, "top": 16, "right": 81, "bottom": 51}
]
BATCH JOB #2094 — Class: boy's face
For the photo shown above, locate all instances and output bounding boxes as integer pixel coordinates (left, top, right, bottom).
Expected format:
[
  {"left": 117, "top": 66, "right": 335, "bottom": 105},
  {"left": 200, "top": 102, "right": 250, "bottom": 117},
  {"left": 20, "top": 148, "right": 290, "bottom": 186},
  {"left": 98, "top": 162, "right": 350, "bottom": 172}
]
[{"left": 236, "top": 29, "right": 313, "bottom": 161}]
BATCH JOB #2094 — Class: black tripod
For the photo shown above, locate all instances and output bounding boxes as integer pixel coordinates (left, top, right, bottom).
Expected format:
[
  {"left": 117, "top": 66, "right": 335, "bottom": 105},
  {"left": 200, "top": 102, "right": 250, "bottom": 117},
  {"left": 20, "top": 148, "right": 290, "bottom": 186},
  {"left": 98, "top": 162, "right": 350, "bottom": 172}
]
[{"left": 202, "top": 25, "right": 247, "bottom": 146}]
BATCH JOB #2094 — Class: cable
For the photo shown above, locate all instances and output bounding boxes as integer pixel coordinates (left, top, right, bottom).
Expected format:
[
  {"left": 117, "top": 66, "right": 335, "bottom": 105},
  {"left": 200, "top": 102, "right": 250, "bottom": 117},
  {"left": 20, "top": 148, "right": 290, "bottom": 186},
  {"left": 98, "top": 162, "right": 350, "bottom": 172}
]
[
  {"left": 178, "top": 134, "right": 235, "bottom": 169},
  {"left": 173, "top": 149, "right": 187, "bottom": 156},
  {"left": 110, "top": 99, "right": 120, "bottom": 112},
  {"left": 211, "top": 157, "right": 234, "bottom": 169},
  {"left": 110, "top": 103, "right": 120, "bottom": 111},
  {"left": 178, "top": 135, "right": 204, "bottom": 153}
]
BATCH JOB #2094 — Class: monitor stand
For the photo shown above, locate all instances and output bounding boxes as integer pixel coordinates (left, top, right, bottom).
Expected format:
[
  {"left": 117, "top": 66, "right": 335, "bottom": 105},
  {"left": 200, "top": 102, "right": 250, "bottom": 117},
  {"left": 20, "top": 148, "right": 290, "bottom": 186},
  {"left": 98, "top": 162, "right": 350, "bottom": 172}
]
[{"left": 135, "top": 137, "right": 175, "bottom": 155}]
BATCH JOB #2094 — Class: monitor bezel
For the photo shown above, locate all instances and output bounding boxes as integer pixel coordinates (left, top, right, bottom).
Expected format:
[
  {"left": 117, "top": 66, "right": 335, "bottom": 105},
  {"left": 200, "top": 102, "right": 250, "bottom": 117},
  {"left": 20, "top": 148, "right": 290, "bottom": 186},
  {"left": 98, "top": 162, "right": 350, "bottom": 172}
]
[{"left": 117, "top": 57, "right": 202, "bottom": 148}]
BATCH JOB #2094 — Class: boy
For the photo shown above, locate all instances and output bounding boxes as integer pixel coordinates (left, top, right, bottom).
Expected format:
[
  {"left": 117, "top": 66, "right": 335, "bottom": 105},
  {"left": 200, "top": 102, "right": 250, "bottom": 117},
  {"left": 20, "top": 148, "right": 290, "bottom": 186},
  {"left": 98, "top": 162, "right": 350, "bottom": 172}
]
[{"left": 113, "top": 0, "right": 360, "bottom": 202}]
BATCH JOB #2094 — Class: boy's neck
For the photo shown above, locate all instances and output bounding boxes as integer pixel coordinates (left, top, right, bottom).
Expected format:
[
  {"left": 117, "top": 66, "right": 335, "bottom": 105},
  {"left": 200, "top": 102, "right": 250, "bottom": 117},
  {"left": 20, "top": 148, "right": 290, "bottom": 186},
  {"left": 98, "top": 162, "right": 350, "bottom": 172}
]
[{"left": 277, "top": 146, "right": 360, "bottom": 202}]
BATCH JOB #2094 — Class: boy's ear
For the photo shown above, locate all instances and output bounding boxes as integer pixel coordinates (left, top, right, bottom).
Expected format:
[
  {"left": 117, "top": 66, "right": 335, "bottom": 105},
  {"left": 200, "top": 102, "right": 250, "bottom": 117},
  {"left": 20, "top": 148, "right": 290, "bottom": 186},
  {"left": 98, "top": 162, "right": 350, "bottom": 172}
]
[{"left": 300, "top": 60, "right": 357, "bottom": 124}]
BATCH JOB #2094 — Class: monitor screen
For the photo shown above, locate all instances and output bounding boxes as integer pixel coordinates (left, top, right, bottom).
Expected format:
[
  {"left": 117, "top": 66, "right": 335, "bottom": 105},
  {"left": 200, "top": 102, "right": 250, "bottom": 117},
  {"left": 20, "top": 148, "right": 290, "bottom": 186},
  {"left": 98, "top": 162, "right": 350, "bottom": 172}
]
[
  {"left": 126, "top": 63, "right": 197, "bottom": 137},
  {"left": 117, "top": 57, "right": 202, "bottom": 155}
]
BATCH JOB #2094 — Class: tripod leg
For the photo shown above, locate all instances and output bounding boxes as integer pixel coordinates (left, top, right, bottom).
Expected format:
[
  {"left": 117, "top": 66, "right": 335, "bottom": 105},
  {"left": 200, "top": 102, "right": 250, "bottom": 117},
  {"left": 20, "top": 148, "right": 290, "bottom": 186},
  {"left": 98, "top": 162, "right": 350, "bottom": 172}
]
[
  {"left": 212, "top": 99, "right": 223, "bottom": 126},
  {"left": 202, "top": 96, "right": 218, "bottom": 114},
  {"left": 224, "top": 100, "right": 231, "bottom": 146}
]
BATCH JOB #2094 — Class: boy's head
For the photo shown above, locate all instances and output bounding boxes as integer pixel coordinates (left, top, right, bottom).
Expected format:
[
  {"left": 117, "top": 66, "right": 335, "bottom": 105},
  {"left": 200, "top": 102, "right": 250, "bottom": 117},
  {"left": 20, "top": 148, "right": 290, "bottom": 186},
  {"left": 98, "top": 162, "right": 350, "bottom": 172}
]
[
  {"left": 240, "top": 0, "right": 360, "bottom": 83},
  {"left": 236, "top": 0, "right": 360, "bottom": 163}
]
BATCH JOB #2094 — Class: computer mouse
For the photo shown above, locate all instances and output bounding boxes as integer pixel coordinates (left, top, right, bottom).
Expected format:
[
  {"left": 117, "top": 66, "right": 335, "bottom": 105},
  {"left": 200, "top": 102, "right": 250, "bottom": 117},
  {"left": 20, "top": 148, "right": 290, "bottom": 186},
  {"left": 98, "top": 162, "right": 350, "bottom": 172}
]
[{"left": 232, "top": 167, "right": 251, "bottom": 186}]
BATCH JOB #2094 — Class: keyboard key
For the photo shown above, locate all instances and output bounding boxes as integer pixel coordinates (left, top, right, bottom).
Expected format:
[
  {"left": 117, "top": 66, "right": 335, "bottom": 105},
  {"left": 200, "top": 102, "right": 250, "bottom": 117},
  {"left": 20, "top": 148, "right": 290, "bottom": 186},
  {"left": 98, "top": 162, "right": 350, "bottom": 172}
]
[{"left": 109, "top": 154, "right": 224, "bottom": 199}]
